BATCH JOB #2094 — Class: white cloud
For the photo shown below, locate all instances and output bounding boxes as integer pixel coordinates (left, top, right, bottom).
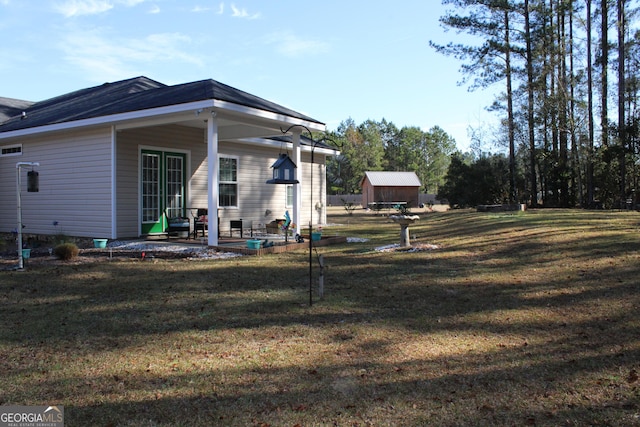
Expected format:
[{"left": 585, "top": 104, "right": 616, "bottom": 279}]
[
  {"left": 53, "top": 0, "right": 146, "bottom": 17},
  {"left": 148, "top": 4, "right": 159, "bottom": 14},
  {"left": 117, "top": 0, "right": 144, "bottom": 5},
  {"left": 191, "top": 3, "right": 234, "bottom": 14},
  {"left": 230, "top": 3, "right": 259, "bottom": 19},
  {"left": 229, "top": 4, "right": 245, "bottom": 17},
  {"left": 54, "top": 0, "right": 113, "bottom": 17},
  {"left": 58, "top": 28, "right": 204, "bottom": 81},
  {"left": 264, "top": 31, "right": 330, "bottom": 57},
  {"left": 209, "top": 3, "right": 258, "bottom": 19},
  {"left": 191, "top": 6, "right": 211, "bottom": 13}
]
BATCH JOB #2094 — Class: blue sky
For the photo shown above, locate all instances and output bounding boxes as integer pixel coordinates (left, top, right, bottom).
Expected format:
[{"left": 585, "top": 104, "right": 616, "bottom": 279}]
[{"left": 0, "top": 0, "right": 500, "bottom": 151}]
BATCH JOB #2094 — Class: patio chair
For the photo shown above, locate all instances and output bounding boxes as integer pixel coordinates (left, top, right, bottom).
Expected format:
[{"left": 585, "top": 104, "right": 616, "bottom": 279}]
[
  {"left": 191, "top": 208, "right": 208, "bottom": 239},
  {"left": 165, "top": 209, "right": 190, "bottom": 239},
  {"left": 250, "top": 220, "right": 267, "bottom": 237},
  {"left": 230, "top": 219, "right": 243, "bottom": 238}
]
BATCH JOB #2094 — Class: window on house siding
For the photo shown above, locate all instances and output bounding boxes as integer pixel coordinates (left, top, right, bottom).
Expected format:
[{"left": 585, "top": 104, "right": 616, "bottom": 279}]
[
  {"left": 219, "top": 156, "right": 238, "bottom": 207},
  {"left": 286, "top": 185, "right": 293, "bottom": 208},
  {"left": 0, "top": 144, "right": 22, "bottom": 157}
]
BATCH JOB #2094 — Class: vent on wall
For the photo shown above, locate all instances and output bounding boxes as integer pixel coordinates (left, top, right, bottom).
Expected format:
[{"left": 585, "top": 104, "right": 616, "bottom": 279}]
[{"left": 0, "top": 144, "right": 22, "bottom": 157}]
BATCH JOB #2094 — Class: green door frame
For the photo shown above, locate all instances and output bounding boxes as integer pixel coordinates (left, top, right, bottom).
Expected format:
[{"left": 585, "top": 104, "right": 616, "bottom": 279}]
[{"left": 141, "top": 149, "right": 187, "bottom": 235}]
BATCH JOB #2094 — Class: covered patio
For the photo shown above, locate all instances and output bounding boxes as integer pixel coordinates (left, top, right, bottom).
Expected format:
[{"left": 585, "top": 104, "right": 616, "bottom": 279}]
[{"left": 109, "top": 78, "right": 335, "bottom": 246}]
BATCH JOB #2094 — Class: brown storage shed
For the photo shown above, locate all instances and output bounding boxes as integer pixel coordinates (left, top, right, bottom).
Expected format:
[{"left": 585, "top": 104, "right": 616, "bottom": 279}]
[{"left": 360, "top": 171, "right": 422, "bottom": 209}]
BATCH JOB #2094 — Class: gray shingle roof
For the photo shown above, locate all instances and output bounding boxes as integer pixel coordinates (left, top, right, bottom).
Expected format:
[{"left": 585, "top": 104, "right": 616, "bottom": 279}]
[
  {"left": 0, "top": 76, "right": 323, "bottom": 133},
  {"left": 0, "top": 96, "right": 34, "bottom": 123},
  {"left": 363, "top": 171, "right": 421, "bottom": 187}
]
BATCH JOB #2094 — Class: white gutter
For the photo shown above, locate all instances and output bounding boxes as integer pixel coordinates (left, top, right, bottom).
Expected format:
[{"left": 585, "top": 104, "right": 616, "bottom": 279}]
[{"left": 0, "top": 99, "right": 325, "bottom": 140}]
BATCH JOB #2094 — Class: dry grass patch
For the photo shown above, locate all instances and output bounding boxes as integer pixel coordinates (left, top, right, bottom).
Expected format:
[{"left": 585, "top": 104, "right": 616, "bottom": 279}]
[{"left": 1, "top": 208, "right": 639, "bottom": 426}]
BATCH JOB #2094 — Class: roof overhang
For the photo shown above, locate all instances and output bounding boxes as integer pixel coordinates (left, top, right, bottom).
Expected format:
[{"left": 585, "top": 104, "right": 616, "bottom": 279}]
[{"left": 0, "top": 99, "right": 325, "bottom": 142}]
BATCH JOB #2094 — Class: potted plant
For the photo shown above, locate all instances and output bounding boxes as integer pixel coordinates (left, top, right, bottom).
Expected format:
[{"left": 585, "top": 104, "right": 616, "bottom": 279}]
[{"left": 311, "top": 226, "right": 322, "bottom": 241}]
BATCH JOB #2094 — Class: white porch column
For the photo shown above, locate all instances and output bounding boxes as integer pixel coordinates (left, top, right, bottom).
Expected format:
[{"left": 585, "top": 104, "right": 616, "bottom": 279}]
[
  {"left": 110, "top": 125, "right": 117, "bottom": 239},
  {"left": 207, "top": 114, "right": 219, "bottom": 247},
  {"left": 291, "top": 131, "right": 302, "bottom": 236}
]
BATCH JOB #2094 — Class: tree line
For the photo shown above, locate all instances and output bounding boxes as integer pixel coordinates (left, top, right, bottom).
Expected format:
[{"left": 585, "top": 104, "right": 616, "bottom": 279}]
[
  {"left": 325, "top": 118, "right": 457, "bottom": 195},
  {"left": 430, "top": 0, "right": 640, "bottom": 209}
]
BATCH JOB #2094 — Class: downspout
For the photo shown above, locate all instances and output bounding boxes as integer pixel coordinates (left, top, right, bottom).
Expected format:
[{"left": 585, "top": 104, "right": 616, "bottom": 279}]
[
  {"left": 292, "top": 131, "right": 301, "bottom": 235},
  {"left": 319, "top": 158, "right": 326, "bottom": 224},
  {"left": 207, "top": 113, "right": 219, "bottom": 246},
  {"left": 16, "top": 161, "right": 39, "bottom": 269}
]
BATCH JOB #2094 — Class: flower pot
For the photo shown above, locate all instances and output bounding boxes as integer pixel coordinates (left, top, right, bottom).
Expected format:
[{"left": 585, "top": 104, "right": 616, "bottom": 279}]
[
  {"left": 311, "top": 232, "right": 322, "bottom": 241},
  {"left": 93, "top": 239, "right": 108, "bottom": 248},
  {"left": 247, "top": 240, "right": 262, "bottom": 249},
  {"left": 22, "top": 249, "right": 31, "bottom": 259}
]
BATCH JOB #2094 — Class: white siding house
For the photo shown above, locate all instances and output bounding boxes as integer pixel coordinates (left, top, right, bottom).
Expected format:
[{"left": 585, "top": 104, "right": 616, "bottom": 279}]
[{"left": 0, "top": 77, "right": 338, "bottom": 245}]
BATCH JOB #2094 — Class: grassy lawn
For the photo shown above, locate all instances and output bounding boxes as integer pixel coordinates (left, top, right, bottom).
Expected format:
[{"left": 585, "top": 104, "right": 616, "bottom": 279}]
[{"left": 1, "top": 207, "right": 640, "bottom": 426}]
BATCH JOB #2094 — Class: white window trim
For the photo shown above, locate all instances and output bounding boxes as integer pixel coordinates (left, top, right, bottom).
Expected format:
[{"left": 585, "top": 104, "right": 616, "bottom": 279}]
[
  {"left": 285, "top": 185, "right": 293, "bottom": 208},
  {"left": 0, "top": 144, "right": 23, "bottom": 157},
  {"left": 218, "top": 154, "right": 239, "bottom": 209}
]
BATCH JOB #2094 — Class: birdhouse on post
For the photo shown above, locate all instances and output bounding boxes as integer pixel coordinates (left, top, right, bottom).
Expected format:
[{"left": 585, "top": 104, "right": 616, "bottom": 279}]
[{"left": 266, "top": 153, "right": 299, "bottom": 184}]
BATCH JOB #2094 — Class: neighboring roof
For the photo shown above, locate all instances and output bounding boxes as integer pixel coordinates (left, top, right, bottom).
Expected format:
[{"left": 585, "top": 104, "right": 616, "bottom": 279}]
[
  {"left": 0, "top": 97, "right": 34, "bottom": 122},
  {"left": 362, "top": 171, "right": 422, "bottom": 187},
  {"left": 0, "top": 76, "right": 323, "bottom": 134}
]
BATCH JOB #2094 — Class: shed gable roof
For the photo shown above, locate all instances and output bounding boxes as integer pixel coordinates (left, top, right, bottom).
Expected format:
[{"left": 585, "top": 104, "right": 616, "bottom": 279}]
[
  {"left": 363, "top": 171, "right": 421, "bottom": 187},
  {"left": 0, "top": 76, "right": 323, "bottom": 134}
]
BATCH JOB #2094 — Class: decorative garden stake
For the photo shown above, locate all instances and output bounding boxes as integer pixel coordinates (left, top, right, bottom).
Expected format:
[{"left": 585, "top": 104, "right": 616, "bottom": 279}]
[{"left": 317, "top": 254, "right": 325, "bottom": 299}]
